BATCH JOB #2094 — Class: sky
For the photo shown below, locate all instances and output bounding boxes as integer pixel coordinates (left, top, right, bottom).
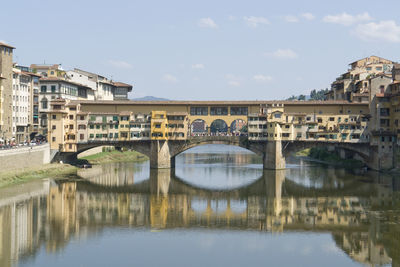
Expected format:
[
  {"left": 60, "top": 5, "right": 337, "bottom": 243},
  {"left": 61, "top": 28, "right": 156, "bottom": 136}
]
[{"left": 2, "top": 0, "right": 400, "bottom": 100}]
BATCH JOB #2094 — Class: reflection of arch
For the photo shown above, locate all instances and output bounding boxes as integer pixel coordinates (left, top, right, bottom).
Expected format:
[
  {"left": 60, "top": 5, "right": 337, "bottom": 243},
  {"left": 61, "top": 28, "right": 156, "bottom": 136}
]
[
  {"left": 191, "top": 119, "right": 208, "bottom": 133},
  {"left": 230, "top": 119, "right": 246, "bottom": 133},
  {"left": 210, "top": 119, "right": 228, "bottom": 133}
]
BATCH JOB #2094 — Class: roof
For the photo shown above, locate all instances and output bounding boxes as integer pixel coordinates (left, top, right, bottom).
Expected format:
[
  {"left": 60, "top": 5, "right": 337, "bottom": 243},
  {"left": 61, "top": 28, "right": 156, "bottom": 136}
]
[
  {"left": 167, "top": 112, "right": 188, "bottom": 116},
  {"left": 113, "top": 82, "right": 133, "bottom": 89},
  {"left": 349, "top": 56, "right": 394, "bottom": 66},
  {"left": 0, "top": 42, "right": 15, "bottom": 49},
  {"left": 40, "top": 77, "right": 92, "bottom": 89},
  {"left": 72, "top": 100, "right": 368, "bottom": 106},
  {"left": 21, "top": 71, "right": 41, "bottom": 77}
]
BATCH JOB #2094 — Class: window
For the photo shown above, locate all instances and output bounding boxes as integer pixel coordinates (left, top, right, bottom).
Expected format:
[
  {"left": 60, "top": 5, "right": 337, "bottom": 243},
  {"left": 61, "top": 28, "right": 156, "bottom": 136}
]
[
  {"left": 41, "top": 99, "right": 48, "bottom": 109},
  {"left": 51, "top": 85, "right": 56, "bottom": 93},
  {"left": 230, "top": 107, "right": 248, "bottom": 115},
  {"left": 80, "top": 116, "right": 85, "bottom": 120},
  {"left": 80, "top": 134, "right": 84, "bottom": 140},
  {"left": 210, "top": 107, "right": 228, "bottom": 115},
  {"left": 96, "top": 125, "right": 100, "bottom": 129},
  {"left": 89, "top": 134, "right": 94, "bottom": 138},
  {"left": 41, "top": 85, "right": 47, "bottom": 93},
  {"left": 52, "top": 125, "right": 56, "bottom": 130},
  {"left": 52, "top": 115, "right": 56, "bottom": 119},
  {"left": 90, "top": 116, "right": 96, "bottom": 121},
  {"left": 89, "top": 125, "right": 94, "bottom": 129},
  {"left": 190, "top": 107, "right": 208, "bottom": 116},
  {"left": 69, "top": 125, "right": 74, "bottom": 130},
  {"left": 52, "top": 137, "right": 56, "bottom": 142},
  {"left": 329, "top": 117, "right": 335, "bottom": 121},
  {"left": 69, "top": 115, "right": 74, "bottom": 120},
  {"left": 274, "top": 113, "right": 281, "bottom": 118}
]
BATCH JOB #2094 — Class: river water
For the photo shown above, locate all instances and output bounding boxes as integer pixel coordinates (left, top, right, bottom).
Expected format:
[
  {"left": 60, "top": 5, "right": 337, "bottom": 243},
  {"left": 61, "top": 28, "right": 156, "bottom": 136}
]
[{"left": 0, "top": 144, "right": 399, "bottom": 267}]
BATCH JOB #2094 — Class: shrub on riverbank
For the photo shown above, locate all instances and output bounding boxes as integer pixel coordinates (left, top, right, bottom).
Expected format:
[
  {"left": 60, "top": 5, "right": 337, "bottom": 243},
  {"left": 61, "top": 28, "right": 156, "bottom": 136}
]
[
  {"left": 298, "top": 147, "right": 364, "bottom": 168},
  {"left": 80, "top": 149, "right": 148, "bottom": 164}
]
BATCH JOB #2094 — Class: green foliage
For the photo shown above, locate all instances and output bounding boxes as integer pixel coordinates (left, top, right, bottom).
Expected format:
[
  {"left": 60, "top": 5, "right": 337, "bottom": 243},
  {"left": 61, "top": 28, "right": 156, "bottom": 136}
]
[
  {"left": 310, "top": 89, "right": 329, "bottom": 100},
  {"left": 304, "top": 147, "right": 364, "bottom": 168},
  {"left": 287, "top": 88, "right": 329, "bottom": 101}
]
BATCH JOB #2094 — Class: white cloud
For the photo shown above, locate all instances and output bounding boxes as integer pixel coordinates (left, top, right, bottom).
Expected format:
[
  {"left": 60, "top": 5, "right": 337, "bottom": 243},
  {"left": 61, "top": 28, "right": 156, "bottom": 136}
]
[
  {"left": 162, "top": 74, "right": 178, "bottom": 83},
  {"left": 253, "top": 74, "right": 272, "bottom": 82},
  {"left": 198, "top": 17, "right": 218, "bottom": 28},
  {"left": 228, "top": 80, "right": 240, "bottom": 87},
  {"left": 243, "top": 16, "right": 270, "bottom": 27},
  {"left": 354, "top": 20, "right": 400, "bottom": 43},
  {"left": 284, "top": 15, "right": 299, "bottom": 23},
  {"left": 264, "top": 49, "right": 298, "bottom": 59},
  {"left": 301, "top": 13, "right": 315, "bottom": 20},
  {"left": 228, "top": 15, "right": 237, "bottom": 21},
  {"left": 323, "top": 12, "right": 373, "bottom": 26},
  {"left": 108, "top": 60, "right": 133, "bottom": 69},
  {"left": 192, "top": 63, "right": 205, "bottom": 69},
  {"left": 225, "top": 74, "right": 242, "bottom": 87}
]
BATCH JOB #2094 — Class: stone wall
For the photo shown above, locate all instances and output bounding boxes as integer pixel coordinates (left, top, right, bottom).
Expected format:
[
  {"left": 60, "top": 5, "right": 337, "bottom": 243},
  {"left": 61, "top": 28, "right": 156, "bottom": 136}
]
[{"left": 0, "top": 144, "right": 50, "bottom": 173}]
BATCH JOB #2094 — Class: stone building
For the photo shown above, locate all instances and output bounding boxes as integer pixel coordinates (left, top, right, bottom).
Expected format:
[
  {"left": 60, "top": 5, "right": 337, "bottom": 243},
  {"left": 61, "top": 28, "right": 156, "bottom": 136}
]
[{"left": 0, "top": 42, "right": 15, "bottom": 142}]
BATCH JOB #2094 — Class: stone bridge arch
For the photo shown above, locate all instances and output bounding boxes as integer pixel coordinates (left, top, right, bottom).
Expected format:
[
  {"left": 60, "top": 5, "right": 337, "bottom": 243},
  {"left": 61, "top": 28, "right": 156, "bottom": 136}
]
[
  {"left": 169, "top": 136, "right": 265, "bottom": 158},
  {"left": 282, "top": 141, "right": 372, "bottom": 166}
]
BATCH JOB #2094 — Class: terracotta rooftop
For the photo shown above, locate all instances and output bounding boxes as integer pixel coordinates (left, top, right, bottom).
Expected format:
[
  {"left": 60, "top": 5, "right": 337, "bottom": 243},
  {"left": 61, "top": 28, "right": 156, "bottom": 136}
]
[{"left": 113, "top": 82, "right": 133, "bottom": 91}]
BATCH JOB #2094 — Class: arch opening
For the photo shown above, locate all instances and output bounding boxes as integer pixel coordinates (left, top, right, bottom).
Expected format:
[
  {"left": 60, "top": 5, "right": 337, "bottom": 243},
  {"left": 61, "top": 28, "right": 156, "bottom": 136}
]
[
  {"left": 191, "top": 119, "right": 208, "bottom": 134},
  {"left": 210, "top": 119, "right": 228, "bottom": 134},
  {"left": 230, "top": 119, "right": 247, "bottom": 134}
]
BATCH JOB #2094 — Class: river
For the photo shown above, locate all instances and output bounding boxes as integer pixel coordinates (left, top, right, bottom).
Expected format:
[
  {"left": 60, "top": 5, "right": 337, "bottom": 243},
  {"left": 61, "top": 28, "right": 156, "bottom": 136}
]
[{"left": 0, "top": 144, "right": 399, "bottom": 267}]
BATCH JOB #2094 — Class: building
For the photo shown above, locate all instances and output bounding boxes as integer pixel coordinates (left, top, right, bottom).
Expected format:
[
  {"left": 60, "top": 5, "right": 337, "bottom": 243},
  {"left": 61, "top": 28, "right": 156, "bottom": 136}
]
[
  {"left": 30, "top": 64, "right": 66, "bottom": 78},
  {"left": 0, "top": 42, "right": 15, "bottom": 142},
  {"left": 39, "top": 77, "right": 91, "bottom": 135},
  {"left": 66, "top": 68, "right": 132, "bottom": 100},
  {"left": 327, "top": 56, "right": 394, "bottom": 101},
  {"left": 12, "top": 68, "right": 32, "bottom": 143}
]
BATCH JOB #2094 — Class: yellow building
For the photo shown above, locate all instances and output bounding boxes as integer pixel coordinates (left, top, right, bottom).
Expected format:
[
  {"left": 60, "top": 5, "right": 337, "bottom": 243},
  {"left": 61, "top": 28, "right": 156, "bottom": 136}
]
[{"left": 151, "top": 111, "right": 168, "bottom": 140}]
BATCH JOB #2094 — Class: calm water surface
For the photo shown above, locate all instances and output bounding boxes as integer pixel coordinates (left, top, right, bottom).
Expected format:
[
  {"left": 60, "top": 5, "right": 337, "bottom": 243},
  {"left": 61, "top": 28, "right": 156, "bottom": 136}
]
[{"left": 1, "top": 144, "right": 399, "bottom": 267}]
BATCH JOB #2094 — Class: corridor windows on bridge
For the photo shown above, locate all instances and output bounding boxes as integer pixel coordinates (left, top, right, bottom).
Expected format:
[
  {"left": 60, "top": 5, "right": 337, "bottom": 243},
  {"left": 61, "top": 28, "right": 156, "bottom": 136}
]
[
  {"left": 190, "top": 107, "right": 208, "bottom": 116},
  {"left": 210, "top": 107, "right": 228, "bottom": 116},
  {"left": 230, "top": 107, "right": 248, "bottom": 115}
]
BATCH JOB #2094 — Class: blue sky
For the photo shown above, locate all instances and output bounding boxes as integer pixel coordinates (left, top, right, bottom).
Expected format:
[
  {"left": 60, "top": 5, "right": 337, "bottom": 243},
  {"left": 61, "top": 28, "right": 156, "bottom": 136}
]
[{"left": 2, "top": 0, "right": 400, "bottom": 100}]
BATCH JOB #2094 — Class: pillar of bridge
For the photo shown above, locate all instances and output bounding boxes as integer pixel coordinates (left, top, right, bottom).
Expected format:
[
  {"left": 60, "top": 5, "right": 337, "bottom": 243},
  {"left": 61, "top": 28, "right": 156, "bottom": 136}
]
[
  {"left": 150, "top": 140, "right": 172, "bottom": 169},
  {"left": 367, "top": 144, "right": 395, "bottom": 171},
  {"left": 263, "top": 141, "right": 285, "bottom": 170},
  {"left": 150, "top": 168, "right": 171, "bottom": 196}
]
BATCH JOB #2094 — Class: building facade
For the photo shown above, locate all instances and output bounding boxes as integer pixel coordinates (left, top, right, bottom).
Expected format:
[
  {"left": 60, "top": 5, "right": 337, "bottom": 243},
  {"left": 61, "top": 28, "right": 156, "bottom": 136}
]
[{"left": 0, "top": 42, "right": 15, "bottom": 142}]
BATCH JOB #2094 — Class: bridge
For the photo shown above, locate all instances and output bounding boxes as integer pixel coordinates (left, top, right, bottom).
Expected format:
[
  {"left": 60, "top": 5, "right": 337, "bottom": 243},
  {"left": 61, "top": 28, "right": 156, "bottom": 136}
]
[
  {"left": 57, "top": 135, "right": 379, "bottom": 170},
  {"left": 48, "top": 99, "right": 396, "bottom": 170}
]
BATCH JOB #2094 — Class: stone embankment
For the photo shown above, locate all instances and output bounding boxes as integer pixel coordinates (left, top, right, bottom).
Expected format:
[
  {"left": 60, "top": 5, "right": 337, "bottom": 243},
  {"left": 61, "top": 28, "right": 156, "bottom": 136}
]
[{"left": 0, "top": 144, "right": 51, "bottom": 173}]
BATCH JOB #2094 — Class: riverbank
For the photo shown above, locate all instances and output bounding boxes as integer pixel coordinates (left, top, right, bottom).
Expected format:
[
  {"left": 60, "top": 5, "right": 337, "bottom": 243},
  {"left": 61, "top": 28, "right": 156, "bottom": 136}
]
[
  {"left": 79, "top": 149, "right": 148, "bottom": 164},
  {"left": 295, "top": 147, "right": 365, "bottom": 169},
  {"left": 0, "top": 149, "right": 148, "bottom": 188},
  {"left": 0, "top": 163, "right": 77, "bottom": 188}
]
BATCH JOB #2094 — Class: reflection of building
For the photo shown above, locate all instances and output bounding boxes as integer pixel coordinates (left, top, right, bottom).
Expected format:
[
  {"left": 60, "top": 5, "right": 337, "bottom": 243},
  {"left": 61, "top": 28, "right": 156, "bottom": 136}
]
[{"left": 0, "top": 169, "right": 398, "bottom": 267}]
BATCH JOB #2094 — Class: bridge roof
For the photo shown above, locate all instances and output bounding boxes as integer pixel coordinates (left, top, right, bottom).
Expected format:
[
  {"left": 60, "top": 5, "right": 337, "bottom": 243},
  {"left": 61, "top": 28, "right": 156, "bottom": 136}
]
[{"left": 72, "top": 100, "right": 368, "bottom": 106}]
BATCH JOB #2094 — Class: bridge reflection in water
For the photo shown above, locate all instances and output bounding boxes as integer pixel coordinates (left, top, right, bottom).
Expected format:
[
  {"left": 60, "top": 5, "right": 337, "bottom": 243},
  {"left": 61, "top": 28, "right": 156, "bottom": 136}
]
[{"left": 0, "top": 165, "right": 399, "bottom": 267}]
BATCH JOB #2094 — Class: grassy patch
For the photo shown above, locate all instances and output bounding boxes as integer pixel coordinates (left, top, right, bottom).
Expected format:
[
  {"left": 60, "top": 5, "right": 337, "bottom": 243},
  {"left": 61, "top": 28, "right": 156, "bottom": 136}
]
[
  {"left": 0, "top": 164, "right": 77, "bottom": 188},
  {"left": 80, "top": 149, "right": 148, "bottom": 164}
]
